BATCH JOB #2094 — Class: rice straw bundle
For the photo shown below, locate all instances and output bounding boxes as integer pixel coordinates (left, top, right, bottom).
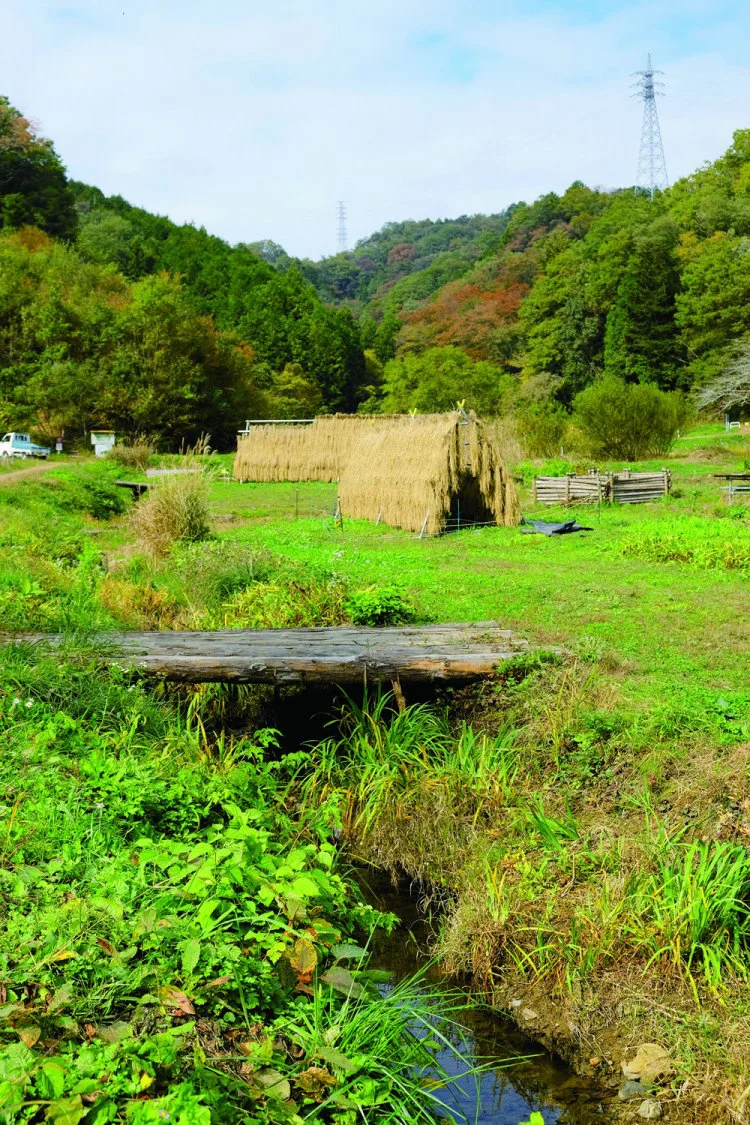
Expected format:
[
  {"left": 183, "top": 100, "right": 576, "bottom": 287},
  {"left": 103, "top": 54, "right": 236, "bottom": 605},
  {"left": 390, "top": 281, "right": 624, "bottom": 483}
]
[
  {"left": 338, "top": 412, "right": 519, "bottom": 534},
  {"left": 234, "top": 412, "right": 519, "bottom": 534},
  {"left": 234, "top": 414, "right": 412, "bottom": 483}
]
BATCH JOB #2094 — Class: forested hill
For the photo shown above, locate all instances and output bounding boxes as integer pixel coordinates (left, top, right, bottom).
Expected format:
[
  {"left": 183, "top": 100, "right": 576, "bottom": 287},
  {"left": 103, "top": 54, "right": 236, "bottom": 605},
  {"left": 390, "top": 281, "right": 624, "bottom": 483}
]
[
  {"left": 298, "top": 211, "right": 517, "bottom": 307},
  {"left": 0, "top": 95, "right": 368, "bottom": 449},
  {"left": 2, "top": 88, "right": 750, "bottom": 449},
  {"left": 67, "top": 182, "right": 366, "bottom": 417},
  {"left": 355, "top": 133, "right": 750, "bottom": 425},
  {"left": 71, "top": 185, "right": 518, "bottom": 375}
]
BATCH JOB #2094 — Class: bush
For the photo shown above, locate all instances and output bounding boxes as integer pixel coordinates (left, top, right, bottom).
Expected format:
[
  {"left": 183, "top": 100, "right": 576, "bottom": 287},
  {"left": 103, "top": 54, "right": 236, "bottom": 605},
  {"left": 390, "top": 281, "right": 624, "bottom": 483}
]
[
  {"left": 345, "top": 584, "right": 415, "bottom": 627},
  {"left": 108, "top": 434, "right": 156, "bottom": 471},
  {"left": 514, "top": 402, "right": 569, "bottom": 458},
  {"left": 573, "top": 378, "right": 692, "bottom": 460},
  {"left": 129, "top": 474, "right": 211, "bottom": 556}
]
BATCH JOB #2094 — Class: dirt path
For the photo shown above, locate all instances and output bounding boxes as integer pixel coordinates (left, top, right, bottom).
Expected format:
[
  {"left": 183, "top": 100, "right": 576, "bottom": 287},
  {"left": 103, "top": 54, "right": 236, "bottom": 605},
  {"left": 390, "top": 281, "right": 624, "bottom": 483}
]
[{"left": 0, "top": 460, "right": 60, "bottom": 485}]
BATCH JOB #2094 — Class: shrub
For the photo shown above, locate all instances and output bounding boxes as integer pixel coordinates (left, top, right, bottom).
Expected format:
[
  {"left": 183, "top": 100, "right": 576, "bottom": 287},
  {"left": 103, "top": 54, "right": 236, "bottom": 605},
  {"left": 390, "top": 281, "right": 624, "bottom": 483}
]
[
  {"left": 129, "top": 474, "right": 211, "bottom": 556},
  {"left": 345, "top": 584, "right": 416, "bottom": 627},
  {"left": 108, "top": 434, "right": 156, "bottom": 472},
  {"left": 514, "top": 402, "right": 569, "bottom": 458},
  {"left": 573, "top": 378, "right": 692, "bottom": 460}
]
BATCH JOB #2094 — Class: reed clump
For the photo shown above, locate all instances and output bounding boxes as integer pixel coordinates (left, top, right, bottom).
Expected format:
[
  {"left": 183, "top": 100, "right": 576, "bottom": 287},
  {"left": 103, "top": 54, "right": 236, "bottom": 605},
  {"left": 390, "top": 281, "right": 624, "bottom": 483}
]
[
  {"left": 108, "top": 433, "right": 156, "bottom": 471},
  {"left": 129, "top": 473, "right": 211, "bottom": 556}
]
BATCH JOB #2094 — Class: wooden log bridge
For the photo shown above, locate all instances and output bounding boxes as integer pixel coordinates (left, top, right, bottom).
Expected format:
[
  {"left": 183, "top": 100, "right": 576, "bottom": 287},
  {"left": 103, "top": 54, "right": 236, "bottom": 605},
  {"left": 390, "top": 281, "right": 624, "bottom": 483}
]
[{"left": 17, "top": 623, "right": 545, "bottom": 684}]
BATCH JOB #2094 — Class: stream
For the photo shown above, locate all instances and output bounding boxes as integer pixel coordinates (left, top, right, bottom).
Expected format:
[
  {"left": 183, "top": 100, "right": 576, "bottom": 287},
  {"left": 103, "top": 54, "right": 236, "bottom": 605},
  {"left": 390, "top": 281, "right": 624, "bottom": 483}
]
[{"left": 362, "top": 870, "right": 608, "bottom": 1124}]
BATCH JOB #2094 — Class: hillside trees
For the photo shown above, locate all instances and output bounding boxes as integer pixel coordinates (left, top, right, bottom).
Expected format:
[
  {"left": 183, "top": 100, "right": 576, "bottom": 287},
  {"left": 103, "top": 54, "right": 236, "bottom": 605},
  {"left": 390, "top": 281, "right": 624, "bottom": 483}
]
[
  {"left": 72, "top": 186, "right": 371, "bottom": 411},
  {"left": 519, "top": 195, "right": 681, "bottom": 399},
  {"left": 377, "top": 347, "right": 515, "bottom": 414},
  {"left": 102, "top": 274, "right": 265, "bottom": 446},
  {"left": 0, "top": 98, "right": 77, "bottom": 240},
  {"left": 675, "top": 234, "right": 750, "bottom": 385},
  {"left": 0, "top": 231, "right": 266, "bottom": 445},
  {"left": 603, "top": 216, "right": 683, "bottom": 388}
]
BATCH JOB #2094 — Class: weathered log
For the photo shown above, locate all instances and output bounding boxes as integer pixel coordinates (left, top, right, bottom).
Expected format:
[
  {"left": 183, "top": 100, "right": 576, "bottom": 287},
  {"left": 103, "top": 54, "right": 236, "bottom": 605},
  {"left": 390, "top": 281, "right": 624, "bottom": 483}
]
[{"left": 2, "top": 623, "right": 555, "bottom": 684}]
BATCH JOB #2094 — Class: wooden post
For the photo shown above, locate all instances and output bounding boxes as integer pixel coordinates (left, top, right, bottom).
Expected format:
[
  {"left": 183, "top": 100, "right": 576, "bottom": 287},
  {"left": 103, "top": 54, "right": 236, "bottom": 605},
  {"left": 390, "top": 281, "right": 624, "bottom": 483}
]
[
  {"left": 375, "top": 509, "right": 383, "bottom": 526},
  {"left": 391, "top": 676, "right": 406, "bottom": 713},
  {"left": 419, "top": 512, "right": 430, "bottom": 539}
]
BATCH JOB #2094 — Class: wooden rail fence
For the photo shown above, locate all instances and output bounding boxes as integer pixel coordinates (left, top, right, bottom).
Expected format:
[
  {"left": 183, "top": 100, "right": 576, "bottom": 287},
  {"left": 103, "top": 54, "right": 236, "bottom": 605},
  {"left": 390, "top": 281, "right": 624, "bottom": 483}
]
[{"left": 534, "top": 469, "right": 670, "bottom": 506}]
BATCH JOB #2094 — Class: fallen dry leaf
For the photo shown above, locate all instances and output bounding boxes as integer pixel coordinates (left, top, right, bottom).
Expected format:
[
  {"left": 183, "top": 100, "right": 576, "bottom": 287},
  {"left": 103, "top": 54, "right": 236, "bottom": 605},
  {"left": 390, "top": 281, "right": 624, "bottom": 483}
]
[{"left": 158, "top": 987, "right": 195, "bottom": 1015}]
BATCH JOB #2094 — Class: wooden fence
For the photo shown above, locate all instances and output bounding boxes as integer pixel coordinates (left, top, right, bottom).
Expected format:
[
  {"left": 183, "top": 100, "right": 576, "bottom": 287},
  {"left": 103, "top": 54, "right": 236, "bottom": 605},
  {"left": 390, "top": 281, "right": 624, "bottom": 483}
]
[{"left": 533, "top": 469, "right": 670, "bottom": 506}]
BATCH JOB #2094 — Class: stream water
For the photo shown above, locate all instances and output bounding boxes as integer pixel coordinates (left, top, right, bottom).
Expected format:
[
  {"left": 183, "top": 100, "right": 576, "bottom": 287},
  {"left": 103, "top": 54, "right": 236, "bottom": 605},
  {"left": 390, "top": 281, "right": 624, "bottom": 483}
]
[{"left": 362, "top": 870, "right": 608, "bottom": 1125}]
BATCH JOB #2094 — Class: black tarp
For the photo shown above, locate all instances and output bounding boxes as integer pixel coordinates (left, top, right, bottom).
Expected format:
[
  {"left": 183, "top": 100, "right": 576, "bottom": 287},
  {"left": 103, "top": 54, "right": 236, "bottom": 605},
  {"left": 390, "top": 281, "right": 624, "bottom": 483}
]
[{"left": 521, "top": 518, "right": 593, "bottom": 536}]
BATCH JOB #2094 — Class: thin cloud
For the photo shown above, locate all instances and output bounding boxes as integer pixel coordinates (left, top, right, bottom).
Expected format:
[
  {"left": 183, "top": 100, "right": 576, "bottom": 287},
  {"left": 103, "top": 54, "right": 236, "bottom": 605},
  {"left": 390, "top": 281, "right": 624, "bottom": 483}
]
[{"left": 3, "top": 0, "right": 749, "bottom": 257}]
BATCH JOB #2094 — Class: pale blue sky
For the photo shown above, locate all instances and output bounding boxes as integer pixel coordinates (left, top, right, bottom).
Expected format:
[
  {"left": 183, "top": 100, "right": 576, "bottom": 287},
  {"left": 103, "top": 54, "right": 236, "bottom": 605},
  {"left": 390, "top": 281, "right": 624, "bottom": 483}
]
[{"left": 4, "top": 1, "right": 750, "bottom": 257}]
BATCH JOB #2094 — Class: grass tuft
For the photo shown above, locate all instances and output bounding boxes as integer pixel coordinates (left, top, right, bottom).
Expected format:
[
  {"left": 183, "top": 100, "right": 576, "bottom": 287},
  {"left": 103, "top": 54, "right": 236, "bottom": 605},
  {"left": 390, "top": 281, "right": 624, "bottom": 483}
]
[{"left": 129, "top": 473, "right": 211, "bottom": 556}]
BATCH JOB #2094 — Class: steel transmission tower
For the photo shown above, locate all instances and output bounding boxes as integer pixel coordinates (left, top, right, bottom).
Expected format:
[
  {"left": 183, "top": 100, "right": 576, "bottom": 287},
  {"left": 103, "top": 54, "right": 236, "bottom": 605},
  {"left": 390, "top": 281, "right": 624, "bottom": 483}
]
[
  {"left": 633, "top": 54, "right": 669, "bottom": 197},
  {"left": 336, "top": 201, "right": 348, "bottom": 253}
]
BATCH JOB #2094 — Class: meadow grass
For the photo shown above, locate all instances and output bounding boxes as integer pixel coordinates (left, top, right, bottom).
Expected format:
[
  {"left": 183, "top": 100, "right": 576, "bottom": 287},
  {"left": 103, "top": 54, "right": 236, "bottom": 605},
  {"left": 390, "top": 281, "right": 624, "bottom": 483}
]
[{"left": 2, "top": 435, "right": 750, "bottom": 1120}]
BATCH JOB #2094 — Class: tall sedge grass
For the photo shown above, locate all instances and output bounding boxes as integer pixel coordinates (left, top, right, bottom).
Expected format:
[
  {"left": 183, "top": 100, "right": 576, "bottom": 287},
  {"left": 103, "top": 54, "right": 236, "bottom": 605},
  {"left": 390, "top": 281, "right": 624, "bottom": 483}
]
[
  {"left": 303, "top": 693, "right": 520, "bottom": 842},
  {"left": 275, "top": 970, "right": 485, "bottom": 1125},
  {"left": 108, "top": 433, "right": 155, "bottom": 471},
  {"left": 628, "top": 832, "right": 750, "bottom": 994}
]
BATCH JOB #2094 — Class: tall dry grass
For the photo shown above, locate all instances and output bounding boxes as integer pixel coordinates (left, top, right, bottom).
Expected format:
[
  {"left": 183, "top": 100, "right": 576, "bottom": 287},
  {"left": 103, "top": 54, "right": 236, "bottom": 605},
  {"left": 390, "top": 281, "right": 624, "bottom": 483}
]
[
  {"left": 129, "top": 473, "right": 211, "bottom": 556},
  {"left": 108, "top": 434, "right": 156, "bottom": 472}
]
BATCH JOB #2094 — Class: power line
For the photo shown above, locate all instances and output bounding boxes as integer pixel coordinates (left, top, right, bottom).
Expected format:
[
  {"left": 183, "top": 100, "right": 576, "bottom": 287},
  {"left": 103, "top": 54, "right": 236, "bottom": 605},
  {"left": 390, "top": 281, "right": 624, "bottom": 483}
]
[
  {"left": 632, "top": 53, "right": 669, "bottom": 198},
  {"left": 336, "top": 200, "right": 348, "bottom": 253}
]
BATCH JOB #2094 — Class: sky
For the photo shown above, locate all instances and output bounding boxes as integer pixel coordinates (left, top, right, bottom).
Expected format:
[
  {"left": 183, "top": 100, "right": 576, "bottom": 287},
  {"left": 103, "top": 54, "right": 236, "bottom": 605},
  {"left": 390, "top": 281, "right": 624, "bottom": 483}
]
[{"left": 4, "top": 0, "right": 750, "bottom": 259}]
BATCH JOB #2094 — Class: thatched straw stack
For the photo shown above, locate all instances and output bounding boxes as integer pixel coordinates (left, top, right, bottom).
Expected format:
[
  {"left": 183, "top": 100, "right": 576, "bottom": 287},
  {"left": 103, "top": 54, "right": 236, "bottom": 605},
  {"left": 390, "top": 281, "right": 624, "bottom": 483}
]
[
  {"left": 338, "top": 413, "right": 520, "bottom": 534},
  {"left": 234, "top": 415, "right": 407, "bottom": 483},
  {"left": 234, "top": 412, "right": 519, "bottom": 534}
]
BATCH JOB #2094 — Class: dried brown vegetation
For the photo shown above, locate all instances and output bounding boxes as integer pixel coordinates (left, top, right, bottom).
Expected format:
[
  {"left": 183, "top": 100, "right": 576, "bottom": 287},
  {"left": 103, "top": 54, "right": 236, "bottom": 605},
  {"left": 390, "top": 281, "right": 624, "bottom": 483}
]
[
  {"left": 128, "top": 473, "right": 211, "bottom": 556},
  {"left": 234, "top": 412, "right": 519, "bottom": 534}
]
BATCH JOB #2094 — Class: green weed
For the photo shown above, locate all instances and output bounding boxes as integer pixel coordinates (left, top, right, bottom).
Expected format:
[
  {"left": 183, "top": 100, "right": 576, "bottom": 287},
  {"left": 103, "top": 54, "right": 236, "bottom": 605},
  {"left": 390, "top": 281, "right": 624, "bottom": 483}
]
[
  {"left": 0, "top": 653, "right": 477, "bottom": 1124},
  {"left": 631, "top": 832, "right": 750, "bottom": 994},
  {"left": 344, "top": 585, "right": 415, "bottom": 627}
]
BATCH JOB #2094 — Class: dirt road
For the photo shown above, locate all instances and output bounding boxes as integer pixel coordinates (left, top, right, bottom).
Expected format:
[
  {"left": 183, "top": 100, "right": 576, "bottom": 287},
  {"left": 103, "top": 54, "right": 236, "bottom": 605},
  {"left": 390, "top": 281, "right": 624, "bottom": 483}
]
[{"left": 0, "top": 460, "right": 61, "bottom": 485}]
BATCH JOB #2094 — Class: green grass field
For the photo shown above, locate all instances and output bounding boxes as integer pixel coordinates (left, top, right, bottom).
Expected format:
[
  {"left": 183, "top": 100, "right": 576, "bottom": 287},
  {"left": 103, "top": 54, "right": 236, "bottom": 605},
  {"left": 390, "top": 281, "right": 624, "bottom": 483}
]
[{"left": 1, "top": 431, "right": 750, "bottom": 1123}]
